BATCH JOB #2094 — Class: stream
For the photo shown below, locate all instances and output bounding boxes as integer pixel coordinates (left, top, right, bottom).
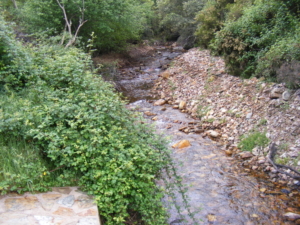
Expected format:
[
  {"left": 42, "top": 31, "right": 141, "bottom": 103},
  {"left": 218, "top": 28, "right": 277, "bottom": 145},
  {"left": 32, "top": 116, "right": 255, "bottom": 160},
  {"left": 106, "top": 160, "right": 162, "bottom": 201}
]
[{"left": 114, "top": 46, "right": 300, "bottom": 225}]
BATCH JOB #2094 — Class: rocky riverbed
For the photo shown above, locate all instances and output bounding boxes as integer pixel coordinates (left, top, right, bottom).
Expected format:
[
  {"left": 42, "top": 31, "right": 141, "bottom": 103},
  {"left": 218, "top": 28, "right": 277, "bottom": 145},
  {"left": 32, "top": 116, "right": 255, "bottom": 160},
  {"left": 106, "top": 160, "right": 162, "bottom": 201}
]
[
  {"left": 151, "top": 48, "right": 300, "bottom": 187},
  {"left": 94, "top": 44, "right": 300, "bottom": 224}
]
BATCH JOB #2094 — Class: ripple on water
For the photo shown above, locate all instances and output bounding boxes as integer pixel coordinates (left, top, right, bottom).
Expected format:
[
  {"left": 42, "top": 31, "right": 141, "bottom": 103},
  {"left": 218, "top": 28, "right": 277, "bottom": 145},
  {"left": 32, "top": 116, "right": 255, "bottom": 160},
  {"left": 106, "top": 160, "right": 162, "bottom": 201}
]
[{"left": 121, "top": 47, "right": 299, "bottom": 225}]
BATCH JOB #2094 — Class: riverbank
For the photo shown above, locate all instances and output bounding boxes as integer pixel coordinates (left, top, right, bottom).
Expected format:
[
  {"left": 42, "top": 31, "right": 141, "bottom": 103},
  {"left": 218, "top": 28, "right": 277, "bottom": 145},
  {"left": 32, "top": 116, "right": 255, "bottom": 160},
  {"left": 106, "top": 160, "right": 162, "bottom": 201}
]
[{"left": 151, "top": 48, "right": 300, "bottom": 187}]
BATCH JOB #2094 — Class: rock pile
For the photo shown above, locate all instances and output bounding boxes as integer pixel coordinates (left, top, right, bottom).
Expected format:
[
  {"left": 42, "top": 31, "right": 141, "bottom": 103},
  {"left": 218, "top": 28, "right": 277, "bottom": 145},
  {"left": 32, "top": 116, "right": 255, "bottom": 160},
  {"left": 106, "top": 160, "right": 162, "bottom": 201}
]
[{"left": 151, "top": 48, "right": 300, "bottom": 185}]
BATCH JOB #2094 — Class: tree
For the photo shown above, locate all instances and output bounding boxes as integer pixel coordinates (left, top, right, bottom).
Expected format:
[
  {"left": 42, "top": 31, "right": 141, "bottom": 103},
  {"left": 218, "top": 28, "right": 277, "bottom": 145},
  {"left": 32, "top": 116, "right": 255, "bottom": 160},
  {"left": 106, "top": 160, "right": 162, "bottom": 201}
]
[
  {"left": 156, "top": 0, "right": 205, "bottom": 48},
  {"left": 20, "top": 0, "right": 154, "bottom": 52},
  {"left": 55, "top": 0, "right": 87, "bottom": 47}
]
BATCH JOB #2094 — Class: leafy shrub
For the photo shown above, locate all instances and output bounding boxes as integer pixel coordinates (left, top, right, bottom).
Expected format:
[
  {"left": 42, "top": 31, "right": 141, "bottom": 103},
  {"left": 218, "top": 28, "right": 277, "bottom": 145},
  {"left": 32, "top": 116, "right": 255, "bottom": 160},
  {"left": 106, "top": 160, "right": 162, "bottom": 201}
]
[
  {"left": 194, "top": 0, "right": 234, "bottom": 48},
  {"left": 157, "top": 0, "right": 205, "bottom": 48},
  {"left": 213, "top": 0, "right": 299, "bottom": 78},
  {"left": 238, "top": 131, "right": 269, "bottom": 152},
  {"left": 20, "top": 0, "right": 153, "bottom": 52},
  {"left": 0, "top": 16, "right": 183, "bottom": 224},
  {"left": 255, "top": 27, "right": 300, "bottom": 87},
  {"left": 0, "top": 17, "right": 31, "bottom": 90}
]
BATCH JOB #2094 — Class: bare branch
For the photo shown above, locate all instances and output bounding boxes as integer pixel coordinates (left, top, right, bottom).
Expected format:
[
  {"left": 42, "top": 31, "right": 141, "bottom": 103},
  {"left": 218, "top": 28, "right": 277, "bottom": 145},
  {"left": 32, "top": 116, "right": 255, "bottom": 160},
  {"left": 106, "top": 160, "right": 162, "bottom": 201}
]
[
  {"left": 56, "top": 0, "right": 88, "bottom": 48},
  {"left": 268, "top": 143, "right": 300, "bottom": 180},
  {"left": 55, "top": 0, "right": 72, "bottom": 36}
]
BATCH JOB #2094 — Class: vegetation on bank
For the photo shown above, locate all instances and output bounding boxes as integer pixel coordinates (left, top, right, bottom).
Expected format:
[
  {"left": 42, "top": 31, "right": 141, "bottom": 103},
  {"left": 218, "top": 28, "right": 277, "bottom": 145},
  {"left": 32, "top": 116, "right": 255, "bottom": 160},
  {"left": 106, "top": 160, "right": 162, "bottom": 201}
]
[
  {"left": 195, "top": 0, "right": 300, "bottom": 87},
  {"left": 0, "top": 15, "right": 189, "bottom": 224}
]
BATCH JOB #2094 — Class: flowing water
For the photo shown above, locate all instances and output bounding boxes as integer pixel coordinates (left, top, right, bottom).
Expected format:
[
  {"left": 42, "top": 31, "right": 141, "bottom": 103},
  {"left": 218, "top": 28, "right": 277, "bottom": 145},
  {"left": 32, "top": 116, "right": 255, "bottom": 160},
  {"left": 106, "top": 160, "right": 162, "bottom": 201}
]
[{"left": 115, "top": 46, "right": 300, "bottom": 225}]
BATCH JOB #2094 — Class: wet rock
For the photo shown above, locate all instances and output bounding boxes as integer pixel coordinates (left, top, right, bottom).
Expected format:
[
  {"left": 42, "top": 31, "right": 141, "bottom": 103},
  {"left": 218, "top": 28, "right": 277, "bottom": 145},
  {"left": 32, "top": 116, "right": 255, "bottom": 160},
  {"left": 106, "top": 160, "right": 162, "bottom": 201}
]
[
  {"left": 194, "top": 129, "right": 204, "bottom": 134},
  {"left": 225, "top": 149, "right": 233, "bottom": 156},
  {"left": 207, "top": 214, "right": 216, "bottom": 222},
  {"left": 283, "top": 212, "right": 300, "bottom": 221},
  {"left": 144, "top": 111, "right": 157, "bottom": 116},
  {"left": 172, "top": 140, "right": 191, "bottom": 149},
  {"left": 152, "top": 116, "right": 158, "bottom": 121},
  {"left": 154, "top": 99, "right": 166, "bottom": 106}
]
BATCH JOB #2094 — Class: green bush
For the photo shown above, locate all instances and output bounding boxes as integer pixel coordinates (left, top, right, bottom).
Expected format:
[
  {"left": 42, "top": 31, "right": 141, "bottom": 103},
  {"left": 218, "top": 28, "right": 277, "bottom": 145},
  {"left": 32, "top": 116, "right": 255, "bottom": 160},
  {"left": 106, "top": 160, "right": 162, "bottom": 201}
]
[
  {"left": 238, "top": 131, "right": 269, "bottom": 152},
  {"left": 212, "top": 0, "right": 299, "bottom": 78},
  {"left": 255, "top": 27, "right": 300, "bottom": 88},
  {"left": 0, "top": 16, "right": 181, "bottom": 224},
  {"left": 194, "top": 0, "right": 234, "bottom": 48},
  {"left": 157, "top": 0, "right": 205, "bottom": 47},
  {"left": 20, "top": 0, "right": 153, "bottom": 52}
]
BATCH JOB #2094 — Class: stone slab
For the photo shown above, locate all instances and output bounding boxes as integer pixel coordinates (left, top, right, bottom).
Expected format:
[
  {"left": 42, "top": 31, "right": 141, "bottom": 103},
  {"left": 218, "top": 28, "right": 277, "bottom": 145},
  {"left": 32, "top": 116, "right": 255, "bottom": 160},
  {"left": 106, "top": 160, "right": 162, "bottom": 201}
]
[{"left": 0, "top": 187, "right": 101, "bottom": 225}]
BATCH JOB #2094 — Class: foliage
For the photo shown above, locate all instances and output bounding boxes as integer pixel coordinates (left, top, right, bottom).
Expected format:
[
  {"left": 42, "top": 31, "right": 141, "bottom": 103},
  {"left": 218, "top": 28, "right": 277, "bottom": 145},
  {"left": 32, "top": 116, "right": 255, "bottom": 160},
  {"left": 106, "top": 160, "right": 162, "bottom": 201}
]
[
  {"left": 0, "top": 16, "right": 191, "bottom": 224},
  {"left": 255, "top": 27, "right": 300, "bottom": 88},
  {"left": 19, "top": 0, "right": 154, "bottom": 52},
  {"left": 238, "top": 131, "right": 269, "bottom": 152},
  {"left": 157, "top": 0, "right": 205, "bottom": 48},
  {"left": 196, "top": 0, "right": 299, "bottom": 78},
  {"left": 194, "top": 0, "right": 234, "bottom": 48},
  {"left": 0, "top": 17, "right": 30, "bottom": 90}
]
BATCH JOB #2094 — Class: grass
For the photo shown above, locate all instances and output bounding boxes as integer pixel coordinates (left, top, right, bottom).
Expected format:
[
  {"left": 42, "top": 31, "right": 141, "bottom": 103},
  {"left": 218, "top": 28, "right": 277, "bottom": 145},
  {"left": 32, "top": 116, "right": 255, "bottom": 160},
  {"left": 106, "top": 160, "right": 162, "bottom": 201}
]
[
  {"left": 0, "top": 135, "right": 79, "bottom": 193},
  {"left": 257, "top": 118, "right": 267, "bottom": 126},
  {"left": 0, "top": 138, "right": 39, "bottom": 180},
  {"left": 275, "top": 157, "right": 289, "bottom": 165},
  {"left": 238, "top": 131, "right": 269, "bottom": 152},
  {"left": 197, "top": 105, "right": 210, "bottom": 119}
]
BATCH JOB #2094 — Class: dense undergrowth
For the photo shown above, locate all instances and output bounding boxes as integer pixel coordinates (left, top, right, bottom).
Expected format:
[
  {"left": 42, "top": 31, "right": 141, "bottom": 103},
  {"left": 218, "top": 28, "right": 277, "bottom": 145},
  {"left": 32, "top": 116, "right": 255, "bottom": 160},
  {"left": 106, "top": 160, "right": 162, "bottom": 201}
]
[
  {"left": 195, "top": 0, "right": 300, "bottom": 87},
  {"left": 0, "top": 16, "right": 189, "bottom": 224}
]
